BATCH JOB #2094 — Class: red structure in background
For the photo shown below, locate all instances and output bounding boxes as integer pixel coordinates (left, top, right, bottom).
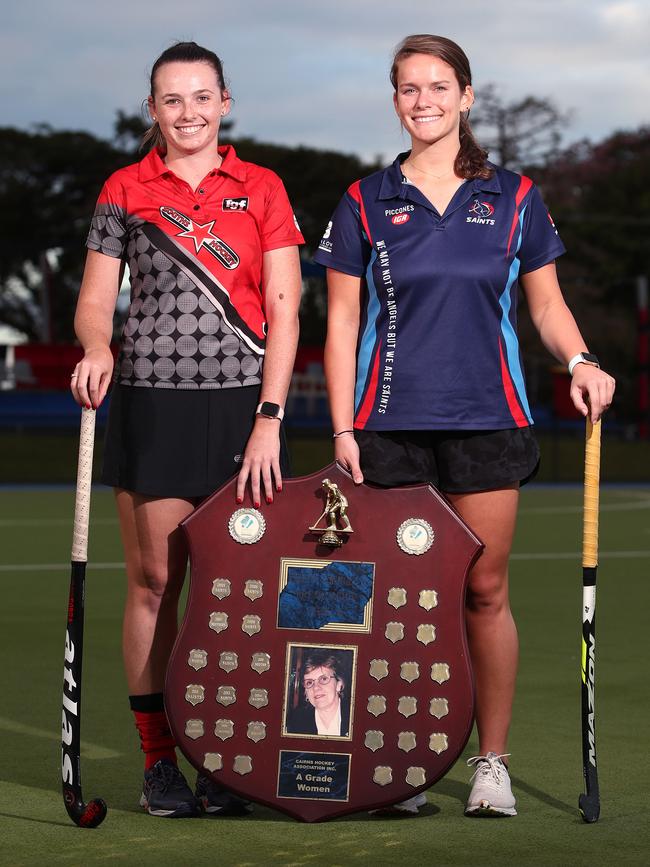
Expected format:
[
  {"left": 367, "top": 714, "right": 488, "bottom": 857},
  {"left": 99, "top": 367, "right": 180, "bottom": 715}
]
[{"left": 6, "top": 344, "right": 119, "bottom": 390}]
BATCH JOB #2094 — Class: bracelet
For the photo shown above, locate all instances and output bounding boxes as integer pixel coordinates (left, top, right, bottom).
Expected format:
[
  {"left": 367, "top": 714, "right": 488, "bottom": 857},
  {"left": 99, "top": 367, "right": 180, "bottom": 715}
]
[{"left": 332, "top": 429, "right": 354, "bottom": 439}]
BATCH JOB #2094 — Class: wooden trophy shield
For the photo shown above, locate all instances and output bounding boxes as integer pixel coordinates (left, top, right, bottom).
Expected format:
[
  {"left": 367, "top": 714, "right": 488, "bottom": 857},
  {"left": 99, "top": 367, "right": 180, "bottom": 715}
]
[{"left": 165, "top": 463, "right": 483, "bottom": 822}]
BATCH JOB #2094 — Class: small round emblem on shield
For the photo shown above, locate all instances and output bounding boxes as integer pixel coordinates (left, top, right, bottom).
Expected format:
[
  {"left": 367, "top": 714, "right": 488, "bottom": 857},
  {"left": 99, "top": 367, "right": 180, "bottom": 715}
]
[
  {"left": 398, "top": 732, "right": 417, "bottom": 753},
  {"left": 369, "top": 659, "right": 389, "bottom": 681},
  {"left": 233, "top": 755, "right": 253, "bottom": 775},
  {"left": 398, "top": 696, "right": 418, "bottom": 718},
  {"left": 417, "top": 624, "right": 436, "bottom": 645},
  {"left": 216, "top": 685, "right": 236, "bottom": 706},
  {"left": 246, "top": 722, "right": 267, "bottom": 743},
  {"left": 429, "top": 733, "right": 449, "bottom": 754},
  {"left": 430, "top": 662, "right": 451, "bottom": 684},
  {"left": 203, "top": 753, "right": 223, "bottom": 773},
  {"left": 184, "top": 684, "right": 205, "bottom": 706},
  {"left": 244, "top": 579, "right": 264, "bottom": 601},
  {"left": 387, "top": 587, "right": 407, "bottom": 609},
  {"left": 249, "top": 688, "right": 269, "bottom": 708},
  {"left": 228, "top": 509, "right": 266, "bottom": 545},
  {"left": 367, "top": 695, "right": 387, "bottom": 717},
  {"left": 364, "top": 730, "right": 384, "bottom": 752},
  {"left": 184, "top": 719, "right": 204, "bottom": 740},
  {"left": 373, "top": 766, "right": 393, "bottom": 786},
  {"left": 251, "top": 652, "right": 271, "bottom": 674},
  {"left": 397, "top": 518, "right": 434, "bottom": 555},
  {"left": 211, "top": 578, "right": 231, "bottom": 599},
  {"left": 188, "top": 648, "right": 208, "bottom": 671},
  {"left": 406, "top": 767, "right": 427, "bottom": 787},
  {"left": 385, "top": 622, "right": 405, "bottom": 643},
  {"left": 214, "top": 719, "right": 235, "bottom": 740},
  {"left": 400, "top": 661, "right": 420, "bottom": 683},
  {"left": 429, "top": 698, "right": 449, "bottom": 719},
  {"left": 242, "top": 614, "right": 262, "bottom": 636},
  {"left": 418, "top": 589, "right": 438, "bottom": 610},
  {"left": 219, "top": 651, "right": 239, "bottom": 673},
  {"left": 209, "top": 611, "right": 228, "bottom": 634}
]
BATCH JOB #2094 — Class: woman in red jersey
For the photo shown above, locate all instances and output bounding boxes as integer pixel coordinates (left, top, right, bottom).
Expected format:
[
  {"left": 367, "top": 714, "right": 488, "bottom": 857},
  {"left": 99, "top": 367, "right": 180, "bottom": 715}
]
[{"left": 71, "top": 42, "right": 303, "bottom": 818}]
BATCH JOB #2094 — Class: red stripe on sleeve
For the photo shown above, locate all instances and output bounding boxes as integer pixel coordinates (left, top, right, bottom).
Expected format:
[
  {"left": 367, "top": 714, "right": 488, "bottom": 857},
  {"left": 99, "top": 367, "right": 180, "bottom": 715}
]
[
  {"left": 506, "top": 175, "right": 533, "bottom": 255},
  {"left": 354, "top": 345, "right": 381, "bottom": 429},
  {"left": 498, "top": 339, "right": 528, "bottom": 428},
  {"left": 348, "top": 180, "right": 373, "bottom": 246}
]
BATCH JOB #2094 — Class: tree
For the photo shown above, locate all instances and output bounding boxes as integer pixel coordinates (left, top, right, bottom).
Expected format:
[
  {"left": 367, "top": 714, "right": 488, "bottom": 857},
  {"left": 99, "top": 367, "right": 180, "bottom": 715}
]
[{"left": 471, "top": 84, "right": 568, "bottom": 170}]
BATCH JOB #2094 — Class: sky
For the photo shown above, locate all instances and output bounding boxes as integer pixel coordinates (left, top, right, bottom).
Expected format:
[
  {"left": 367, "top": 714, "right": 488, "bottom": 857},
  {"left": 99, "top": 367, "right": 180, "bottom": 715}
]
[{"left": 2, "top": 0, "right": 649, "bottom": 163}]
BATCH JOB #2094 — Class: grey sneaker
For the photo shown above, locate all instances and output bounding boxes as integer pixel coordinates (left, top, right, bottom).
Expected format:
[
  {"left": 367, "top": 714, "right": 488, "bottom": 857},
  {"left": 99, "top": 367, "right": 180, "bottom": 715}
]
[
  {"left": 140, "top": 760, "right": 199, "bottom": 818},
  {"left": 465, "top": 752, "right": 517, "bottom": 817},
  {"left": 195, "top": 775, "right": 253, "bottom": 816},
  {"left": 370, "top": 792, "right": 428, "bottom": 816}
]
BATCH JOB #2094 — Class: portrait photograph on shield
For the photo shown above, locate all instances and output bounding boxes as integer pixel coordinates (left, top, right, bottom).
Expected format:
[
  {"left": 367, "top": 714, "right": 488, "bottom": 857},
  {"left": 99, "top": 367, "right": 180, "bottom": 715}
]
[{"left": 282, "top": 644, "right": 357, "bottom": 740}]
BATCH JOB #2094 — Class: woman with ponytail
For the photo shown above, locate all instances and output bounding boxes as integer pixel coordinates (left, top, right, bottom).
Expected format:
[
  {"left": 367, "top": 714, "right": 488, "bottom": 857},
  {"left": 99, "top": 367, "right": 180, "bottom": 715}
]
[{"left": 315, "top": 34, "right": 614, "bottom": 817}]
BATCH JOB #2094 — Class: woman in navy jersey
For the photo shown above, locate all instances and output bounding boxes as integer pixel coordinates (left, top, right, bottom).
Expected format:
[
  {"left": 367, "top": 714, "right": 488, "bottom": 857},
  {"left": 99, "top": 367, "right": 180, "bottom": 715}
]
[
  {"left": 70, "top": 42, "right": 303, "bottom": 818},
  {"left": 315, "top": 34, "right": 614, "bottom": 817}
]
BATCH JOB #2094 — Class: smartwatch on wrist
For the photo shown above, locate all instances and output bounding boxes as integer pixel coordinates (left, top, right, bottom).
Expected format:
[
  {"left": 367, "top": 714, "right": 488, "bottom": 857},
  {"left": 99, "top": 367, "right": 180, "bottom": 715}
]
[
  {"left": 568, "top": 353, "right": 600, "bottom": 376},
  {"left": 255, "top": 401, "right": 284, "bottom": 420}
]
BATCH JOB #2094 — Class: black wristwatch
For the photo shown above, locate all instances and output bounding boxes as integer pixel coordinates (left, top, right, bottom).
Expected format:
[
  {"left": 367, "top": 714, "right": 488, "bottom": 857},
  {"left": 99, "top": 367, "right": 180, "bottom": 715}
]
[
  {"left": 568, "top": 353, "right": 600, "bottom": 375},
  {"left": 256, "top": 401, "right": 284, "bottom": 420}
]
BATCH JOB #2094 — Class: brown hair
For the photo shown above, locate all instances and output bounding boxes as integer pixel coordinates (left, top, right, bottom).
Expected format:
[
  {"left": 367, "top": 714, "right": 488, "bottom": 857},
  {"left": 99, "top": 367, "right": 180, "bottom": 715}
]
[
  {"left": 390, "top": 34, "right": 492, "bottom": 180},
  {"left": 141, "top": 41, "right": 228, "bottom": 152}
]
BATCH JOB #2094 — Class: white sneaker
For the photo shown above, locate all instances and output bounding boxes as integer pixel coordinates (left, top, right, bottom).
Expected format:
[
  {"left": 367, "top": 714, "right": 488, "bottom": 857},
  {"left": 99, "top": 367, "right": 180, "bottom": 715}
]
[
  {"left": 370, "top": 792, "right": 427, "bottom": 816},
  {"left": 465, "top": 752, "right": 517, "bottom": 817}
]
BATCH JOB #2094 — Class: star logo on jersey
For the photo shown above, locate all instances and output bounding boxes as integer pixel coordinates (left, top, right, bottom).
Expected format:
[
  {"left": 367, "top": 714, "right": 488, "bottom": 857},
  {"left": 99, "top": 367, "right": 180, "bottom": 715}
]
[{"left": 160, "top": 206, "right": 240, "bottom": 269}]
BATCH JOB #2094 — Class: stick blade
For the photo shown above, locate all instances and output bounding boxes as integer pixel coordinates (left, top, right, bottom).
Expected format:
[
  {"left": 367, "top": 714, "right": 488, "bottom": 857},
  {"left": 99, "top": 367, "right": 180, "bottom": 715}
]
[{"left": 578, "top": 792, "right": 600, "bottom": 824}]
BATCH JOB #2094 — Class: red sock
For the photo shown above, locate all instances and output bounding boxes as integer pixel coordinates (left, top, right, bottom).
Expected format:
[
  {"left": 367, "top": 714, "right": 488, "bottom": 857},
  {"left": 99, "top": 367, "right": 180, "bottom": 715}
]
[{"left": 132, "top": 709, "right": 178, "bottom": 770}]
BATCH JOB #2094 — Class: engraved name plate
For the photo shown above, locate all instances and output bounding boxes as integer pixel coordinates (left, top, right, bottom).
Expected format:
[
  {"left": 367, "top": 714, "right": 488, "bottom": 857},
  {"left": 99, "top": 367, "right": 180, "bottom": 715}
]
[
  {"left": 246, "top": 721, "right": 267, "bottom": 743},
  {"left": 251, "top": 652, "right": 271, "bottom": 674},
  {"left": 216, "top": 685, "right": 236, "bottom": 706},
  {"left": 367, "top": 695, "right": 387, "bottom": 717},
  {"left": 244, "top": 579, "right": 263, "bottom": 601},
  {"left": 418, "top": 589, "right": 438, "bottom": 610},
  {"left": 429, "top": 733, "right": 449, "bottom": 754},
  {"left": 398, "top": 732, "right": 417, "bottom": 753},
  {"left": 417, "top": 624, "right": 436, "bottom": 645},
  {"left": 406, "top": 767, "right": 426, "bottom": 787},
  {"left": 364, "top": 730, "right": 384, "bottom": 752},
  {"left": 233, "top": 755, "right": 253, "bottom": 775},
  {"left": 398, "top": 696, "right": 418, "bottom": 718},
  {"left": 185, "top": 719, "right": 204, "bottom": 740},
  {"left": 219, "top": 651, "right": 239, "bottom": 673},
  {"left": 185, "top": 684, "right": 205, "bottom": 706},
  {"left": 429, "top": 698, "right": 449, "bottom": 719},
  {"left": 431, "top": 663, "right": 451, "bottom": 684},
  {"left": 188, "top": 648, "right": 207, "bottom": 671},
  {"left": 203, "top": 753, "right": 223, "bottom": 773},
  {"left": 387, "top": 587, "right": 407, "bottom": 609},
  {"left": 214, "top": 719, "right": 234, "bottom": 740},
  {"left": 211, "top": 578, "right": 231, "bottom": 600},
  {"left": 369, "top": 659, "right": 389, "bottom": 681},
  {"left": 242, "top": 614, "right": 261, "bottom": 636},
  {"left": 209, "top": 611, "right": 228, "bottom": 634},
  {"left": 400, "top": 662, "right": 420, "bottom": 683},
  {"left": 373, "top": 766, "right": 393, "bottom": 786},
  {"left": 249, "top": 688, "right": 269, "bottom": 708},
  {"left": 385, "top": 622, "right": 405, "bottom": 643}
]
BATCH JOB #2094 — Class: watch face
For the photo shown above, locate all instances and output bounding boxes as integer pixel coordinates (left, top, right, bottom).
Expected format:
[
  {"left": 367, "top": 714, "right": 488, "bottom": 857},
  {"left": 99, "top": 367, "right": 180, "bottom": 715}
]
[
  {"left": 259, "top": 402, "right": 280, "bottom": 417},
  {"left": 583, "top": 353, "right": 599, "bottom": 365}
]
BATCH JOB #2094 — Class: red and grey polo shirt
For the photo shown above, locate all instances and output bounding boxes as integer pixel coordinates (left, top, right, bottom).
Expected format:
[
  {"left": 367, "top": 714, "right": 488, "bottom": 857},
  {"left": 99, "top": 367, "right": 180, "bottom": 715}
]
[
  {"left": 86, "top": 146, "right": 303, "bottom": 389},
  {"left": 313, "top": 154, "right": 565, "bottom": 430}
]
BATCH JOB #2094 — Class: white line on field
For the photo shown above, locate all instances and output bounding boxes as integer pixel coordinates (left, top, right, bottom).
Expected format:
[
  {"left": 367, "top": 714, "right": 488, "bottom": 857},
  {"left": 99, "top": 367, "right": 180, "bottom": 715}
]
[
  {"left": 1, "top": 551, "right": 649, "bottom": 573},
  {"left": 0, "top": 716, "right": 121, "bottom": 759}
]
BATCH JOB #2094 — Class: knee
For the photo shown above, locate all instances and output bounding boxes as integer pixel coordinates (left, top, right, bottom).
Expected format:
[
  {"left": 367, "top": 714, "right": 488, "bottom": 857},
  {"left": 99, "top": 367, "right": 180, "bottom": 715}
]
[
  {"left": 466, "top": 570, "right": 509, "bottom": 616},
  {"left": 130, "top": 566, "right": 184, "bottom": 612}
]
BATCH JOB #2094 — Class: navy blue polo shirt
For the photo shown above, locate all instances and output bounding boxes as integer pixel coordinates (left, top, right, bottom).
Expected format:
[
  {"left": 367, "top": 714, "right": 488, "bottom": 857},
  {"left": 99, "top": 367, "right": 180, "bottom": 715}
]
[{"left": 313, "top": 154, "right": 565, "bottom": 430}]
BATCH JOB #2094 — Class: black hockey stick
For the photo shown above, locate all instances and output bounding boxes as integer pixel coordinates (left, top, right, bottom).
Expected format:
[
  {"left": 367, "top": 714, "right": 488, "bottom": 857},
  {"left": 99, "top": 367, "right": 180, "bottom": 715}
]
[
  {"left": 61, "top": 407, "right": 107, "bottom": 828},
  {"left": 578, "top": 417, "right": 601, "bottom": 823}
]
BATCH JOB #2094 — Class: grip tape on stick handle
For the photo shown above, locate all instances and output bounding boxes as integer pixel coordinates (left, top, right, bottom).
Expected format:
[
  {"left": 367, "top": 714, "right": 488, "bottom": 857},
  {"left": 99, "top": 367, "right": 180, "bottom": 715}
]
[
  {"left": 582, "top": 418, "right": 601, "bottom": 569},
  {"left": 71, "top": 408, "right": 96, "bottom": 563}
]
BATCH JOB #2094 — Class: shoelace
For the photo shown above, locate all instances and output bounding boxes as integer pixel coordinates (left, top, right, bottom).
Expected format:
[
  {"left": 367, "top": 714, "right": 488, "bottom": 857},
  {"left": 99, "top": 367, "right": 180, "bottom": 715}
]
[
  {"left": 150, "top": 762, "right": 185, "bottom": 793},
  {"left": 466, "top": 752, "right": 511, "bottom": 784}
]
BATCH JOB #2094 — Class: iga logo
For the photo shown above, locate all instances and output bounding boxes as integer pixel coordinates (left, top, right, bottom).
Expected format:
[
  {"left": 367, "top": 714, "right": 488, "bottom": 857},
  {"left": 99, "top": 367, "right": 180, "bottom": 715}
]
[
  {"left": 222, "top": 197, "right": 249, "bottom": 212},
  {"left": 466, "top": 199, "right": 496, "bottom": 226},
  {"left": 392, "top": 213, "right": 410, "bottom": 225}
]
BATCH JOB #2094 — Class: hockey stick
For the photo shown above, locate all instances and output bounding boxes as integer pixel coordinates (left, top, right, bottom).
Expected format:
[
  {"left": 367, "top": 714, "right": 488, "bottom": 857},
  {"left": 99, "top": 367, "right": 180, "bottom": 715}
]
[
  {"left": 61, "top": 407, "right": 107, "bottom": 828},
  {"left": 578, "top": 417, "right": 601, "bottom": 823}
]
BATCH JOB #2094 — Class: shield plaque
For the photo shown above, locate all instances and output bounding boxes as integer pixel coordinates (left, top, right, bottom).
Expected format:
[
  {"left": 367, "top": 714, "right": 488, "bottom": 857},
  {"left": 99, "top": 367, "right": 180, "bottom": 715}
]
[{"left": 165, "top": 462, "right": 482, "bottom": 822}]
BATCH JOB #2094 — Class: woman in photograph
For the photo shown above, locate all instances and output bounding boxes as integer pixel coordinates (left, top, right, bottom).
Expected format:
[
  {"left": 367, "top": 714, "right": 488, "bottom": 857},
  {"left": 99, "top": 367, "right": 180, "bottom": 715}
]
[
  {"left": 288, "top": 651, "right": 351, "bottom": 738},
  {"left": 70, "top": 41, "right": 303, "bottom": 818},
  {"left": 314, "top": 34, "right": 614, "bottom": 817}
]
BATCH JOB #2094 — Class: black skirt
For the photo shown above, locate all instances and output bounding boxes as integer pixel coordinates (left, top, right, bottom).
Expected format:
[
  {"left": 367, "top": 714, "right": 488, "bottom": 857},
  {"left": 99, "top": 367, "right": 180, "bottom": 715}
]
[{"left": 101, "top": 383, "right": 290, "bottom": 498}]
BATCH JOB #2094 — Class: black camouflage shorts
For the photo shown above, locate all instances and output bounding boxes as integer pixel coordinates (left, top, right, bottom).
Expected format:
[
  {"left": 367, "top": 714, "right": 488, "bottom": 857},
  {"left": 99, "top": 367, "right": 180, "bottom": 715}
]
[{"left": 355, "top": 427, "right": 540, "bottom": 493}]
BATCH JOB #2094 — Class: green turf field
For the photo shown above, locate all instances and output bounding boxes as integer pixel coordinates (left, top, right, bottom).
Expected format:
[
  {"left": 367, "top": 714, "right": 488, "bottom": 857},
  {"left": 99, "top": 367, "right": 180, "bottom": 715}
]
[{"left": 1, "top": 484, "right": 649, "bottom": 866}]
